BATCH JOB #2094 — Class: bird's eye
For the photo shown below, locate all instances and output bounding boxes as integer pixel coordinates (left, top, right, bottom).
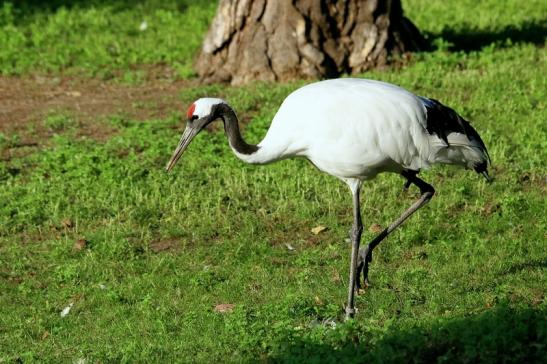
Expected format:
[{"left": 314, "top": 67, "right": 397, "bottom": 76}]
[{"left": 191, "top": 115, "right": 198, "bottom": 121}]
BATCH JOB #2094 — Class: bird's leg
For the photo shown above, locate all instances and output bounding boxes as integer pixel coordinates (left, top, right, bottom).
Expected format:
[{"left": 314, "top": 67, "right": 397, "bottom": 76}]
[
  {"left": 355, "top": 248, "right": 370, "bottom": 291},
  {"left": 403, "top": 179, "right": 412, "bottom": 190},
  {"left": 359, "top": 173, "right": 435, "bottom": 288},
  {"left": 345, "top": 183, "right": 363, "bottom": 320},
  {"left": 402, "top": 170, "right": 417, "bottom": 192}
]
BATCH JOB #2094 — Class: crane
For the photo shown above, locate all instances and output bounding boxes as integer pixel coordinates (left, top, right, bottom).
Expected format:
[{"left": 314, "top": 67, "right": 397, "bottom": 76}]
[{"left": 166, "top": 78, "right": 490, "bottom": 320}]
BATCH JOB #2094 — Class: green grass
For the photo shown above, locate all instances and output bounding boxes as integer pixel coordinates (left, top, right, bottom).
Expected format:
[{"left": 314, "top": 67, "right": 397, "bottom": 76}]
[
  {"left": 1, "top": 0, "right": 546, "bottom": 362},
  {"left": 0, "top": 0, "right": 216, "bottom": 79}
]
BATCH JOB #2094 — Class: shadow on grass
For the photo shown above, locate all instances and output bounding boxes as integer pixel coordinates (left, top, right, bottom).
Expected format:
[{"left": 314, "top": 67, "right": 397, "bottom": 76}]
[
  {"left": 502, "top": 258, "right": 547, "bottom": 275},
  {"left": 268, "top": 305, "right": 546, "bottom": 364},
  {"left": 426, "top": 20, "right": 546, "bottom": 52}
]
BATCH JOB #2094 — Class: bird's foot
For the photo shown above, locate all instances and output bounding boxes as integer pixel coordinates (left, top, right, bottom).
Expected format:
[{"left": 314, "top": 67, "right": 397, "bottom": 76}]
[
  {"left": 356, "top": 276, "right": 370, "bottom": 295},
  {"left": 344, "top": 306, "right": 357, "bottom": 321}
]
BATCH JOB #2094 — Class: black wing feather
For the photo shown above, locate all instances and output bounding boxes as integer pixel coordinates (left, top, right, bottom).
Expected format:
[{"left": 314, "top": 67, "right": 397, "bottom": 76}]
[{"left": 424, "top": 98, "right": 490, "bottom": 165}]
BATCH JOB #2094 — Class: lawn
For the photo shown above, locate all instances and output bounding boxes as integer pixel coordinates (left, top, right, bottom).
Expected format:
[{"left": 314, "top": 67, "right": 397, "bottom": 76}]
[{"left": 0, "top": 0, "right": 546, "bottom": 362}]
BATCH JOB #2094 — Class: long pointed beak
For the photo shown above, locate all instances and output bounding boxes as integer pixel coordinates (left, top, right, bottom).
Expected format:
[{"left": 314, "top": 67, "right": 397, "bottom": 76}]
[{"left": 165, "top": 125, "right": 199, "bottom": 172}]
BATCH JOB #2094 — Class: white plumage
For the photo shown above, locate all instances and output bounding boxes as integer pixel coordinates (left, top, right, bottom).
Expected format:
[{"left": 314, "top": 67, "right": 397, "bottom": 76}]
[
  {"left": 233, "top": 79, "right": 487, "bottom": 178},
  {"left": 166, "top": 78, "right": 490, "bottom": 319}
]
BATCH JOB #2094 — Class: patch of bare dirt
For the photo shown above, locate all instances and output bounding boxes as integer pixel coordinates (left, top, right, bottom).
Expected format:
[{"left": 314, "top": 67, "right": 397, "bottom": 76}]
[
  {"left": 149, "top": 238, "right": 180, "bottom": 253},
  {"left": 0, "top": 74, "right": 193, "bottom": 141}
]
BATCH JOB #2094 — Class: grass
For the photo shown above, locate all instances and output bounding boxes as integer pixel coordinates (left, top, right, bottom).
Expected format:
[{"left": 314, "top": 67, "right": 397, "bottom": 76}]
[
  {"left": 0, "top": 0, "right": 216, "bottom": 79},
  {"left": 0, "top": 0, "right": 546, "bottom": 362}
]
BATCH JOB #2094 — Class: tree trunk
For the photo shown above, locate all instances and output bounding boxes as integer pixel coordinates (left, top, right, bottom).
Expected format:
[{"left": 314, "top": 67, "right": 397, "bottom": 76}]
[{"left": 195, "top": 0, "right": 426, "bottom": 85}]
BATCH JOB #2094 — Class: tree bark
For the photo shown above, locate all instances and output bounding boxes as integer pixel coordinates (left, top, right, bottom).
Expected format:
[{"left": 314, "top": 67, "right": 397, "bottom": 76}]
[{"left": 195, "top": 0, "right": 426, "bottom": 85}]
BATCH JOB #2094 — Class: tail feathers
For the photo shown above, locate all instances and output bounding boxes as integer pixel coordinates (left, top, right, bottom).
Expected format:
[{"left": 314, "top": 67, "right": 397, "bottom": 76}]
[{"left": 421, "top": 97, "right": 491, "bottom": 180}]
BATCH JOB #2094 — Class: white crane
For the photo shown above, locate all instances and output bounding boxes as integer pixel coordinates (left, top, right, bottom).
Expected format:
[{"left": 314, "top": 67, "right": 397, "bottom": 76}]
[{"left": 166, "top": 78, "right": 490, "bottom": 320}]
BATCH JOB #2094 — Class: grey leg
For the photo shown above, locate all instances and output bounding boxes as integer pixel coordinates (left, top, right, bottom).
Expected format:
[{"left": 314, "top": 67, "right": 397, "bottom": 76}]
[
  {"left": 357, "top": 173, "right": 435, "bottom": 289},
  {"left": 345, "top": 183, "right": 363, "bottom": 320}
]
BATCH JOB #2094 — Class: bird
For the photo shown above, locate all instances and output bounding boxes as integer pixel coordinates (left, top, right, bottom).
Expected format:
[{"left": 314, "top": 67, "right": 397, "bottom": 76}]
[{"left": 166, "top": 78, "right": 490, "bottom": 320}]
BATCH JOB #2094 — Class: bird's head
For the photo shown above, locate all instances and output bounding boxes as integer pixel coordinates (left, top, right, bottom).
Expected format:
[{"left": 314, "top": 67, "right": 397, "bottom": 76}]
[{"left": 166, "top": 98, "right": 228, "bottom": 172}]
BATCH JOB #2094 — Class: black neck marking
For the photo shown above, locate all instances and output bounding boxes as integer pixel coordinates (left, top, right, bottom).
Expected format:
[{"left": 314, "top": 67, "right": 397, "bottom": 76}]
[{"left": 213, "top": 103, "right": 259, "bottom": 155}]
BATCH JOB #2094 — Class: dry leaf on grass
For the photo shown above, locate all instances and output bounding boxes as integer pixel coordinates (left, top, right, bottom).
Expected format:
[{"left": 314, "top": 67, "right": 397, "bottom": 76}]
[
  {"left": 331, "top": 269, "right": 341, "bottom": 283},
  {"left": 61, "top": 218, "right": 73, "bottom": 228},
  {"left": 368, "top": 223, "right": 383, "bottom": 233},
  {"left": 150, "top": 238, "right": 179, "bottom": 253},
  {"left": 214, "top": 303, "right": 235, "bottom": 313},
  {"left": 73, "top": 239, "right": 87, "bottom": 251},
  {"left": 311, "top": 225, "right": 327, "bottom": 235}
]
